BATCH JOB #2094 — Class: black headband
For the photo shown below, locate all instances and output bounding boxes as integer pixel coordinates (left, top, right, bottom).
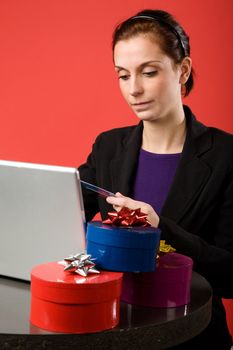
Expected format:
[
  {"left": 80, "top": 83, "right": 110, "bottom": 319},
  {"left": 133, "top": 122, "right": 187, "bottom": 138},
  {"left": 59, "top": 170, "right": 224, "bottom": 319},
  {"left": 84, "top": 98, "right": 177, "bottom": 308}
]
[{"left": 129, "top": 15, "right": 186, "bottom": 57}]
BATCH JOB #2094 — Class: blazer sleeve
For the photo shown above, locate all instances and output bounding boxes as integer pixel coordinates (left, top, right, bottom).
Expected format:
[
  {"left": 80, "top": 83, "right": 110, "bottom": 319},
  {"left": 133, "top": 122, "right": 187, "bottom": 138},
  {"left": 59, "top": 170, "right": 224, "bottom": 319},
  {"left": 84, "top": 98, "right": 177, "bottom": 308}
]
[
  {"left": 159, "top": 165, "right": 233, "bottom": 299},
  {"left": 78, "top": 137, "right": 100, "bottom": 222}
]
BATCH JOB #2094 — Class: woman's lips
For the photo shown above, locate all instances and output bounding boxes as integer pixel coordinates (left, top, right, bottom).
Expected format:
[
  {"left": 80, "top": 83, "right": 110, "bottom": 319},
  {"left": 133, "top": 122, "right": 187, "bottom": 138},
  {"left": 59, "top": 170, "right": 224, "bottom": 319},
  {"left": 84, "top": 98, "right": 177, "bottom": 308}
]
[{"left": 131, "top": 101, "right": 153, "bottom": 111}]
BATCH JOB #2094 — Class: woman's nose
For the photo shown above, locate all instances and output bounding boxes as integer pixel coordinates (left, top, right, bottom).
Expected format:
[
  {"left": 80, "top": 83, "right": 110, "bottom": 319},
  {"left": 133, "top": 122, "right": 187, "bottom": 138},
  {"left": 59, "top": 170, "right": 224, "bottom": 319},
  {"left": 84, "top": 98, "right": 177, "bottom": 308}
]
[{"left": 129, "top": 77, "right": 143, "bottom": 96}]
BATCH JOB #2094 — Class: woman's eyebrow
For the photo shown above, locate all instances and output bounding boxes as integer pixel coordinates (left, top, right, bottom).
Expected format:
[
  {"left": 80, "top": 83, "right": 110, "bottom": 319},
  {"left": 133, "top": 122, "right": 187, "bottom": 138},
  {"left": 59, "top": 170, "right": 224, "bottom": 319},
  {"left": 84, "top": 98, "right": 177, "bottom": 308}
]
[{"left": 115, "top": 60, "right": 162, "bottom": 71}]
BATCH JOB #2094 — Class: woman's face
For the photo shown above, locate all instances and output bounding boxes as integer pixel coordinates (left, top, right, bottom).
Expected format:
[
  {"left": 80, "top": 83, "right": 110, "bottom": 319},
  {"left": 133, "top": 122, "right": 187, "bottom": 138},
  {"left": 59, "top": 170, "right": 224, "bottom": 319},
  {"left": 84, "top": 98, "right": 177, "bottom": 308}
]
[{"left": 114, "top": 34, "right": 185, "bottom": 122}]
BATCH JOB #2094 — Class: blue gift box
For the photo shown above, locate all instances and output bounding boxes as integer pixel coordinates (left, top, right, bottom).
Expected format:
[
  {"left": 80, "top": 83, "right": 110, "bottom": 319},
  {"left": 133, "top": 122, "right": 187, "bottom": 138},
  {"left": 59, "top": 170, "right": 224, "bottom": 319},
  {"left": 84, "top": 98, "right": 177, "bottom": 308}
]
[{"left": 86, "top": 221, "right": 161, "bottom": 272}]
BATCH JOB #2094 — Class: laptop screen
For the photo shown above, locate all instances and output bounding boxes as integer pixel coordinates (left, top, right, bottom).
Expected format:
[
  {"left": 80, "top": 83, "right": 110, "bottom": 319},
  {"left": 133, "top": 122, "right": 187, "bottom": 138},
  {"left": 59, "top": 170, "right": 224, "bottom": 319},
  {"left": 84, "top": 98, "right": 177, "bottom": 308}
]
[{"left": 0, "top": 160, "right": 86, "bottom": 281}]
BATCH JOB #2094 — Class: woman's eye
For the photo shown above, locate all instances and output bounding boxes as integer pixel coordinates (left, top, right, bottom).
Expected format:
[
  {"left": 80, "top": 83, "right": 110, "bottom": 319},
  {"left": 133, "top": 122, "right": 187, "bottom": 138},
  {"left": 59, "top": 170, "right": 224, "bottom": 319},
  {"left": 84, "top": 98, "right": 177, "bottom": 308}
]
[
  {"left": 119, "top": 75, "right": 129, "bottom": 81},
  {"left": 143, "top": 71, "right": 157, "bottom": 77}
]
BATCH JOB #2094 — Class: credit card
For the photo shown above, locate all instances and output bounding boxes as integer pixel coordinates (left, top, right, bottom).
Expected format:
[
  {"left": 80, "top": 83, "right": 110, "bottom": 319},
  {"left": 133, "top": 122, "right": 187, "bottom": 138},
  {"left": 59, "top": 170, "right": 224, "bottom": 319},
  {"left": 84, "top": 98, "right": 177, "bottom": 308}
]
[{"left": 80, "top": 180, "right": 115, "bottom": 197}]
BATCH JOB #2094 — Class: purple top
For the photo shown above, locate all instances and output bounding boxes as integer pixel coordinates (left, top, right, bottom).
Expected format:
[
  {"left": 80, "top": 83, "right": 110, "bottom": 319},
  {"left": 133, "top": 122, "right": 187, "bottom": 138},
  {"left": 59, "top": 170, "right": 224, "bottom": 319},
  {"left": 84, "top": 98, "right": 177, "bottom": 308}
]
[{"left": 132, "top": 149, "right": 181, "bottom": 214}]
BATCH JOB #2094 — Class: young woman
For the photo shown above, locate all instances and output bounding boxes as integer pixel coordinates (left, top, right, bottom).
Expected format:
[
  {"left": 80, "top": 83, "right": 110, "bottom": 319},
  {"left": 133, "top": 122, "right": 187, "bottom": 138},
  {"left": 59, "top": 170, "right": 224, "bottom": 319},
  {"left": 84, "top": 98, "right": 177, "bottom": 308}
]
[{"left": 79, "top": 9, "right": 233, "bottom": 349}]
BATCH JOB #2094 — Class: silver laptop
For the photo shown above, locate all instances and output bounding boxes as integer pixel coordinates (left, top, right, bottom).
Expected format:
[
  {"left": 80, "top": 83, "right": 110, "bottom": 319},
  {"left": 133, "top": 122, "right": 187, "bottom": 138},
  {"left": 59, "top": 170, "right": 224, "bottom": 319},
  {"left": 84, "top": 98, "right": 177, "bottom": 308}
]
[{"left": 0, "top": 160, "right": 86, "bottom": 281}]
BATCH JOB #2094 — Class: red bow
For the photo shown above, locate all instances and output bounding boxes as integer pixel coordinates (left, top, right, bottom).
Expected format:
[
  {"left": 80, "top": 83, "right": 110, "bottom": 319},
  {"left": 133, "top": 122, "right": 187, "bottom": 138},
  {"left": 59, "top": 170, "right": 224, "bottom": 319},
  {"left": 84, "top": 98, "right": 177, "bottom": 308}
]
[{"left": 103, "top": 207, "right": 150, "bottom": 227}]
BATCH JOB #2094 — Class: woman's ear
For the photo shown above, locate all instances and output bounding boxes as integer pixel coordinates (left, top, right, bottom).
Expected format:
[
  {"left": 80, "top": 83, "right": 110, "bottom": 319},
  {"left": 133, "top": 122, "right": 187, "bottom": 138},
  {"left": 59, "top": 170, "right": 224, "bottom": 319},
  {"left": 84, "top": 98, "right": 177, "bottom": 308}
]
[{"left": 179, "top": 57, "right": 192, "bottom": 84}]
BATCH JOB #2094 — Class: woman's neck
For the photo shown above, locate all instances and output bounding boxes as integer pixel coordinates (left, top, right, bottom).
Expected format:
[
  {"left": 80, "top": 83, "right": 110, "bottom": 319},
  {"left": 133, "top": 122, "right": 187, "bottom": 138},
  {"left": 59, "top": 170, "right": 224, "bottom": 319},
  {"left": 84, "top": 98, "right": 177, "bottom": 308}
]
[{"left": 141, "top": 109, "right": 187, "bottom": 154}]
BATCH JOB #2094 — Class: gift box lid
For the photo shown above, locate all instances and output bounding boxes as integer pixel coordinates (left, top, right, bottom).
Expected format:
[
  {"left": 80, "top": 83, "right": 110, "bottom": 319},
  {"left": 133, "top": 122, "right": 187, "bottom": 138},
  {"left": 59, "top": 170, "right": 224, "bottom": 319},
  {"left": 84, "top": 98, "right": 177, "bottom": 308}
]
[
  {"left": 31, "top": 262, "right": 123, "bottom": 304},
  {"left": 87, "top": 222, "right": 161, "bottom": 249},
  {"left": 128, "top": 253, "right": 193, "bottom": 284},
  {"left": 157, "top": 252, "right": 193, "bottom": 270}
]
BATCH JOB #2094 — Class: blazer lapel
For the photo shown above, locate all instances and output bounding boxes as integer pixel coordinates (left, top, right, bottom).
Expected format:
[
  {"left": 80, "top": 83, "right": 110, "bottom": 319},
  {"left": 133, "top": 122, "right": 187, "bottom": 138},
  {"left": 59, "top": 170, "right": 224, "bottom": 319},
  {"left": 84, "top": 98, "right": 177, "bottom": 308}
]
[
  {"left": 110, "top": 122, "right": 143, "bottom": 196},
  {"left": 161, "top": 108, "right": 212, "bottom": 223}
]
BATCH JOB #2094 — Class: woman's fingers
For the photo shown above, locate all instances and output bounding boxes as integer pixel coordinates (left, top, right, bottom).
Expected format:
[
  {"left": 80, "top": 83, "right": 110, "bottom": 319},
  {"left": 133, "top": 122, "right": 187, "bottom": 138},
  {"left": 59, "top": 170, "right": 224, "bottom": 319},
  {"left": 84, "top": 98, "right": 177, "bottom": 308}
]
[
  {"left": 106, "top": 194, "right": 160, "bottom": 228},
  {"left": 115, "top": 192, "right": 124, "bottom": 197},
  {"left": 107, "top": 194, "right": 140, "bottom": 210}
]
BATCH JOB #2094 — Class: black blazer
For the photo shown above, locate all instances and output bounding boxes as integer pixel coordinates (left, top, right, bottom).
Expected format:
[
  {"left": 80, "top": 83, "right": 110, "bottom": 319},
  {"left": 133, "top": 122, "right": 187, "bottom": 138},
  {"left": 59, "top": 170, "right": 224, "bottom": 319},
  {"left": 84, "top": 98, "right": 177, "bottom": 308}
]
[{"left": 79, "top": 105, "right": 233, "bottom": 348}]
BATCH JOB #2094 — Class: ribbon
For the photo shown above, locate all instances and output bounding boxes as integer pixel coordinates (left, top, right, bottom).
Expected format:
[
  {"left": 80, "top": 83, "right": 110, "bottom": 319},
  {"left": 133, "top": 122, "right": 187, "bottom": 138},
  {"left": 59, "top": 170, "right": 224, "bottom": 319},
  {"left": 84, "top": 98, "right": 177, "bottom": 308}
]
[
  {"left": 156, "top": 240, "right": 176, "bottom": 260},
  {"left": 102, "top": 207, "right": 150, "bottom": 227},
  {"left": 159, "top": 240, "right": 176, "bottom": 254},
  {"left": 63, "top": 252, "right": 100, "bottom": 277}
]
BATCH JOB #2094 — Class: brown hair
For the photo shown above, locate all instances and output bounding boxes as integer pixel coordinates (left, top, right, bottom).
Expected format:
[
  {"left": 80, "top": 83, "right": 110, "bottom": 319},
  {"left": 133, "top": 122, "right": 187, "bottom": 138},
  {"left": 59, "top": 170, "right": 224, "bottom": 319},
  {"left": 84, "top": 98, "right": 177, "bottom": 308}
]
[{"left": 112, "top": 9, "right": 194, "bottom": 96}]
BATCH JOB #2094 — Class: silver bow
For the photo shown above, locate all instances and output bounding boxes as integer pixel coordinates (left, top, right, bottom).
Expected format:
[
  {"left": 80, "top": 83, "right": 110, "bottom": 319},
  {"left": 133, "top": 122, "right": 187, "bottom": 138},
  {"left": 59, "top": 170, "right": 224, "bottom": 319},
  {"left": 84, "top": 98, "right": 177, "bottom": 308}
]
[{"left": 63, "top": 252, "right": 100, "bottom": 277}]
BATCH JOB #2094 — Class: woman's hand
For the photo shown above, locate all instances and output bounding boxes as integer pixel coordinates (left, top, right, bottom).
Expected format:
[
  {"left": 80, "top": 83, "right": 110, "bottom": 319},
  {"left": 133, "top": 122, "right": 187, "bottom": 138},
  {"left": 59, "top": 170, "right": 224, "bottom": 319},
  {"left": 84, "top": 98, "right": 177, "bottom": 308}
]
[{"left": 106, "top": 192, "right": 160, "bottom": 228}]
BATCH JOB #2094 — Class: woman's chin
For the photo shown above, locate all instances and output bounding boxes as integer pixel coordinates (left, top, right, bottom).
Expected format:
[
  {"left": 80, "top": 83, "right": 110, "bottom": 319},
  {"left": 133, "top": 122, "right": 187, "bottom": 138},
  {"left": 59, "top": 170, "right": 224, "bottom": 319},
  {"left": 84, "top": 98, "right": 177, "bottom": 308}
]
[{"left": 134, "top": 111, "right": 158, "bottom": 122}]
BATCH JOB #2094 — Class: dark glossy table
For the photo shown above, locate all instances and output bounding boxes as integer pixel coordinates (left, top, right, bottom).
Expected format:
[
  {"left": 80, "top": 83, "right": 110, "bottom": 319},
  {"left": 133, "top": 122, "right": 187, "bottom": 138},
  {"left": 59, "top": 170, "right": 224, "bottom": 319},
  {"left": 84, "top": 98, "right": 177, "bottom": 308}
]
[{"left": 0, "top": 272, "right": 212, "bottom": 350}]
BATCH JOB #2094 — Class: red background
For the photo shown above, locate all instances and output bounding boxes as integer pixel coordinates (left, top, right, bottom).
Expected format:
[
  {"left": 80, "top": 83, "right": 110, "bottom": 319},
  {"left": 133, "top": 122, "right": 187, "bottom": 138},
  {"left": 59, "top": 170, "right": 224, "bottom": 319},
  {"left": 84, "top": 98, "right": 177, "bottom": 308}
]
[{"left": 0, "top": 0, "right": 232, "bottom": 333}]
